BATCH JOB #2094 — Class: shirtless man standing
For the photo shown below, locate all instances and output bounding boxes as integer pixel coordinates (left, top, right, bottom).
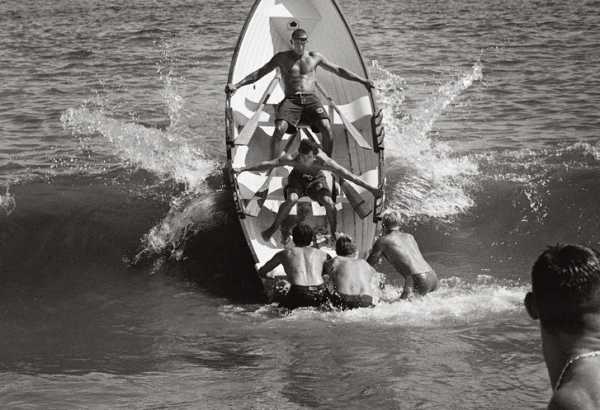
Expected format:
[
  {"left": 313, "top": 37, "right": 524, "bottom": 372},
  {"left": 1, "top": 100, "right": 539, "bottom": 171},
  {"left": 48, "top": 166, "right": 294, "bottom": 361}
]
[
  {"left": 325, "top": 235, "right": 378, "bottom": 309},
  {"left": 236, "top": 139, "right": 380, "bottom": 243},
  {"left": 525, "top": 244, "right": 600, "bottom": 409},
  {"left": 257, "top": 223, "right": 330, "bottom": 309},
  {"left": 367, "top": 211, "right": 438, "bottom": 299},
  {"left": 225, "top": 28, "right": 373, "bottom": 157}
]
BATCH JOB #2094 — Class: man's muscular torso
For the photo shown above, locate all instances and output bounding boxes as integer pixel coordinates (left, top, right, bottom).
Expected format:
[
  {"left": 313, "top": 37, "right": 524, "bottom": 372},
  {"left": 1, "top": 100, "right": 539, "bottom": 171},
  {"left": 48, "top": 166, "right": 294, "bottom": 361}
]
[{"left": 275, "top": 50, "right": 321, "bottom": 96}]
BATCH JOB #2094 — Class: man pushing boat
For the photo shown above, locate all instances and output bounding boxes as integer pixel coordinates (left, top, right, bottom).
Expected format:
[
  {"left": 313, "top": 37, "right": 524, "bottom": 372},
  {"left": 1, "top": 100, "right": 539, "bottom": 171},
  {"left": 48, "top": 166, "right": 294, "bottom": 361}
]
[
  {"left": 234, "top": 139, "right": 381, "bottom": 243},
  {"left": 225, "top": 28, "right": 374, "bottom": 157}
]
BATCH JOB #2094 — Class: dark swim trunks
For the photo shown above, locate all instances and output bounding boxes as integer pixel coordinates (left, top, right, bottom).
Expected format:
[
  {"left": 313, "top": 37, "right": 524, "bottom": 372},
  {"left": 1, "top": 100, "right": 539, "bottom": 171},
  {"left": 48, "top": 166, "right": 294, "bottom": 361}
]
[
  {"left": 276, "top": 93, "right": 329, "bottom": 132},
  {"left": 331, "top": 293, "right": 374, "bottom": 310},
  {"left": 281, "top": 284, "right": 330, "bottom": 309},
  {"left": 412, "top": 270, "right": 439, "bottom": 295},
  {"left": 284, "top": 167, "right": 331, "bottom": 201}
]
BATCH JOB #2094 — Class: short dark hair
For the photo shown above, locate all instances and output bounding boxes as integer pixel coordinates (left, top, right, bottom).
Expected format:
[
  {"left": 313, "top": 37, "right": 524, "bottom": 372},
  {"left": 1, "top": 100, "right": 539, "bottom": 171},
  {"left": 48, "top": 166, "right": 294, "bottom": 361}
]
[
  {"left": 531, "top": 244, "right": 600, "bottom": 333},
  {"left": 336, "top": 235, "right": 356, "bottom": 256},
  {"left": 291, "top": 28, "right": 308, "bottom": 40},
  {"left": 292, "top": 223, "right": 313, "bottom": 247},
  {"left": 298, "top": 139, "right": 319, "bottom": 155}
]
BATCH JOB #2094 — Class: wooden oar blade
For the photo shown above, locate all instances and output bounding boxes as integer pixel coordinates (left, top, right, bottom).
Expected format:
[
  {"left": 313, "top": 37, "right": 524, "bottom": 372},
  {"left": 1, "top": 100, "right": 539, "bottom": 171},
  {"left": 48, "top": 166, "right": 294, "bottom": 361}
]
[
  {"left": 334, "top": 105, "right": 372, "bottom": 150},
  {"left": 340, "top": 179, "right": 372, "bottom": 219},
  {"left": 243, "top": 173, "right": 271, "bottom": 217},
  {"left": 234, "top": 75, "right": 280, "bottom": 146},
  {"left": 235, "top": 111, "right": 262, "bottom": 146}
]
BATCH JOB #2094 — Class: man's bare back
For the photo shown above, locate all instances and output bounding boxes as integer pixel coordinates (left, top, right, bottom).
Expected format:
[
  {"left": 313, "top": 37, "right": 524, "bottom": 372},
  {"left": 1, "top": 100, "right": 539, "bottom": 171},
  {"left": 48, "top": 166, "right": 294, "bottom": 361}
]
[
  {"left": 370, "top": 231, "right": 433, "bottom": 276},
  {"left": 326, "top": 256, "right": 376, "bottom": 296},
  {"left": 257, "top": 223, "right": 331, "bottom": 309},
  {"left": 368, "top": 212, "right": 438, "bottom": 298},
  {"left": 278, "top": 246, "right": 329, "bottom": 286}
]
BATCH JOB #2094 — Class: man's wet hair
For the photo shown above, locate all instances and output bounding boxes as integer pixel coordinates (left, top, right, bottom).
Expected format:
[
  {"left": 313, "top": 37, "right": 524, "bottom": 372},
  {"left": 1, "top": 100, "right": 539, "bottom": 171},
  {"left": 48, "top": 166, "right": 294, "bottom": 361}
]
[
  {"left": 292, "top": 223, "right": 314, "bottom": 247},
  {"left": 531, "top": 244, "right": 600, "bottom": 333},
  {"left": 299, "top": 139, "right": 320, "bottom": 155},
  {"left": 336, "top": 235, "right": 356, "bottom": 256},
  {"left": 291, "top": 28, "right": 308, "bottom": 40},
  {"left": 381, "top": 211, "right": 402, "bottom": 229}
]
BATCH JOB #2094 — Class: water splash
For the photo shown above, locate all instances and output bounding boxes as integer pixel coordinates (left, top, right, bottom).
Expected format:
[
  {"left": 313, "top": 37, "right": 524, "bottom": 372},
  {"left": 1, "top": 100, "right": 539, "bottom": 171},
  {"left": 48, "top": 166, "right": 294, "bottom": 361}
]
[
  {"left": 0, "top": 185, "right": 16, "bottom": 216},
  {"left": 132, "top": 191, "right": 231, "bottom": 263},
  {"left": 61, "top": 67, "right": 216, "bottom": 191},
  {"left": 220, "top": 276, "right": 526, "bottom": 327},
  {"left": 61, "top": 107, "right": 214, "bottom": 190},
  {"left": 370, "top": 61, "right": 482, "bottom": 219},
  {"left": 475, "top": 140, "right": 600, "bottom": 223}
]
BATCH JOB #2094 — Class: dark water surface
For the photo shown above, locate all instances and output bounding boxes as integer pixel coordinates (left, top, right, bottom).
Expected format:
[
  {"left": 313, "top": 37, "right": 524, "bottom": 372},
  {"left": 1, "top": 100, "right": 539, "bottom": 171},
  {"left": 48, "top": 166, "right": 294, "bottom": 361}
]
[{"left": 1, "top": 0, "right": 599, "bottom": 408}]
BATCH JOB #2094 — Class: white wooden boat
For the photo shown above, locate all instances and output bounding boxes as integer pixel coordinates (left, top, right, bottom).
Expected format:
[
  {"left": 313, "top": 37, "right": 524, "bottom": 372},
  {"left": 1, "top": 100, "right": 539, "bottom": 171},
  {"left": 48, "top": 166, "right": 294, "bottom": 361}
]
[{"left": 225, "top": 0, "right": 385, "bottom": 300}]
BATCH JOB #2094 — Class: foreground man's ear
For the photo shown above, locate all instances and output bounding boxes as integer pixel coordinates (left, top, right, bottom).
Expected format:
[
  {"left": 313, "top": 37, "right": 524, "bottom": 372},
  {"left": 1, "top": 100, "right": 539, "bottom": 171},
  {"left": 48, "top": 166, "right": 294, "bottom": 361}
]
[{"left": 524, "top": 292, "right": 539, "bottom": 320}]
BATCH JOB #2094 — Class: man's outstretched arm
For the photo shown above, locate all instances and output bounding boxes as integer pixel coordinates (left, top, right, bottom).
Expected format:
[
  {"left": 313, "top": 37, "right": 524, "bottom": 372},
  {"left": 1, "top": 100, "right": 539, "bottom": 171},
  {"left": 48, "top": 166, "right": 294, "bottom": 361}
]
[
  {"left": 316, "top": 53, "right": 374, "bottom": 89},
  {"left": 236, "top": 156, "right": 285, "bottom": 173},
  {"left": 226, "top": 54, "right": 280, "bottom": 93},
  {"left": 317, "top": 152, "right": 381, "bottom": 196},
  {"left": 257, "top": 252, "right": 284, "bottom": 278}
]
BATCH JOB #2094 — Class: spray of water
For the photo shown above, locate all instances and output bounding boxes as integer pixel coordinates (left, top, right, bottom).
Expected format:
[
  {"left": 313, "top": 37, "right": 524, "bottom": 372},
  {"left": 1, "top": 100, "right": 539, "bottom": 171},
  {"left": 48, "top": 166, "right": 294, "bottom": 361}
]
[
  {"left": 370, "top": 61, "right": 482, "bottom": 219},
  {"left": 219, "top": 275, "right": 526, "bottom": 326},
  {"left": 0, "top": 185, "right": 16, "bottom": 216}
]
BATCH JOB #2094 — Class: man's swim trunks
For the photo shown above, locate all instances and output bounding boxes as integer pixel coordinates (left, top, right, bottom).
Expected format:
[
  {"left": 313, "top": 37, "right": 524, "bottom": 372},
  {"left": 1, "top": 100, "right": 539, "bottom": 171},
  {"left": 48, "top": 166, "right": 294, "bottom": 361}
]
[
  {"left": 276, "top": 93, "right": 329, "bottom": 132},
  {"left": 284, "top": 167, "right": 331, "bottom": 201},
  {"left": 281, "top": 284, "right": 329, "bottom": 309},
  {"left": 412, "top": 270, "right": 439, "bottom": 295},
  {"left": 331, "top": 292, "right": 374, "bottom": 310}
]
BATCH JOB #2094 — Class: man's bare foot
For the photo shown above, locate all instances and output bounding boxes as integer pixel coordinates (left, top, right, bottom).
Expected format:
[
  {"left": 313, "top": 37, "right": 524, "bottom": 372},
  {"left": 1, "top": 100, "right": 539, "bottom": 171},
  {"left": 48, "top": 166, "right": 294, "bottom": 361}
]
[{"left": 262, "top": 227, "right": 275, "bottom": 242}]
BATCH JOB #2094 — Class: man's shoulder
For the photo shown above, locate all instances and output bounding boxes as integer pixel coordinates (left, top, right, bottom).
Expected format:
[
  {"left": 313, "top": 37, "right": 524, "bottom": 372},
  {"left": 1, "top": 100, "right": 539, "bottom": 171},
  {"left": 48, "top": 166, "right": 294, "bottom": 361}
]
[
  {"left": 549, "top": 385, "right": 595, "bottom": 409},
  {"left": 273, "top": 50, "right": 291, "bottom": 63}
]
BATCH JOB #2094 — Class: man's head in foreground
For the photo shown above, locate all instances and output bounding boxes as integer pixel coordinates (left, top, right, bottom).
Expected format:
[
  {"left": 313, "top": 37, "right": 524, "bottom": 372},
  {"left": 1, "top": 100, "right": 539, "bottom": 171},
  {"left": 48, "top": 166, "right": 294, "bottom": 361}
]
[{"left": 525, "top": 244, "right": 600, "bottom": 334}]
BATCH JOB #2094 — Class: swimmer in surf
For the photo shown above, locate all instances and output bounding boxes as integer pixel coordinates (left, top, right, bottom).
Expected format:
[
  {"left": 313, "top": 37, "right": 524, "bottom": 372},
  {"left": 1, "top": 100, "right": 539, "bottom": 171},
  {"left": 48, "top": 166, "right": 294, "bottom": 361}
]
[
  {"left": 367, "top": 211, "right": 438, "bottom": 299},
  {"left": 256, "top": 223, "right": 331, "bottom": 309},
  {"left": 525, "top": 244, "right": 600, "bottom": 409}
]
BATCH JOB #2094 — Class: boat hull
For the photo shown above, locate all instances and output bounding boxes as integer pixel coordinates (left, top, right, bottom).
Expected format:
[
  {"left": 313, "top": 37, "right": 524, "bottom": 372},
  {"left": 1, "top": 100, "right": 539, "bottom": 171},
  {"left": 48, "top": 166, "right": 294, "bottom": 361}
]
[{"left": 225, "top": 0, "right": 385, "bottom": 297}]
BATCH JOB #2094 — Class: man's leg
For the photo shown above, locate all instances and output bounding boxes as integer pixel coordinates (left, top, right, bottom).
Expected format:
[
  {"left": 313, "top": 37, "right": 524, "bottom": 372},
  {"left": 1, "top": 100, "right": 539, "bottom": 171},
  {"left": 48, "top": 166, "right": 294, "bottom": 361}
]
[
  {"left": 262, "top": 192, "right": 299, "bottom": 241},
  {"left": 317, "top": 193, "right": 337, "bottom": 242},
  {"left": 271, "top": 120, "right": 289, "bottom": 159},
  {"left": 315, "top": 119, "right": 333, "bottom": 157}
]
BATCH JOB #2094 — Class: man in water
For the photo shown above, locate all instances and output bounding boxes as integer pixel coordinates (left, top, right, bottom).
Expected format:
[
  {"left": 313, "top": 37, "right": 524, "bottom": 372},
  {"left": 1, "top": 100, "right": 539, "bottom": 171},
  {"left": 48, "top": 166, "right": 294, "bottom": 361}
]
[
  {"left": 325, "top": 235, "right": 378, "bottom": 309},
  {"left": 257, "top": 223, "right": 330, "bottom": 309},
  {"left": 367, "top": 211, "right": 438, "bottom": 299},
  {"left": 524, "top": 244, "right": 600, "bottom": 409},
  {"left": 235, "top": 139, "right": 381, "bottom": 243},
  {"left": 225, "top": 28, "right": 373, "bottom": 157}
]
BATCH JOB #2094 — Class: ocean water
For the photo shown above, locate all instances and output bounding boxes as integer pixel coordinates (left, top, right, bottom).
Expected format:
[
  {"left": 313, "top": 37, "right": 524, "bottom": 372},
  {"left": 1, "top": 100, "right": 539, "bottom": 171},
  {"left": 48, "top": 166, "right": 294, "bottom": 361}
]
[{"left": 1, "top": 0, "right": 599, "bottom": 408}]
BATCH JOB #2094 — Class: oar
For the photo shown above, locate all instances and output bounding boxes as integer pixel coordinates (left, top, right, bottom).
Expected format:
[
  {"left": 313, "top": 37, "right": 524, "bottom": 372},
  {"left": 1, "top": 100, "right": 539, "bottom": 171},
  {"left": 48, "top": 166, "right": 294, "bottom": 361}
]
[
  {"left": 315, "top": 82, "right": 372, "bottom": 150},
  {"left": 302, "top": 128, "right": 372, "bottom": 219},
  {"left": 235, "top": 75, "right": 280, "bottom": 146},
  {"left": 244, "top": 132, "right": 298, "bottom": 217}
]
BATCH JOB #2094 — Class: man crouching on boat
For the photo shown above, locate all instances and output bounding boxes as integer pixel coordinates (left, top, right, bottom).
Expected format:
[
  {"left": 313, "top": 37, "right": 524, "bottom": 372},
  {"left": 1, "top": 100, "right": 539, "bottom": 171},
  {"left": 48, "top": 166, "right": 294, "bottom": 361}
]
[
  {"left": 235, "top": 139, "right": 381, "bottom": 243},
  {"left": 257, "top": 223, "right": 331, "bottom": 309},
  {"left": 225, "top": 28, "right": 373, "bottom": 157}
]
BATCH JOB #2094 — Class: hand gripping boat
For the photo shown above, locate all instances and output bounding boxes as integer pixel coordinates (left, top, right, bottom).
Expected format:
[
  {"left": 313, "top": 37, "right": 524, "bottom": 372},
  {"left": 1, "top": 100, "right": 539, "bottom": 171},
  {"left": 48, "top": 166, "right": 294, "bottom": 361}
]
[{"left": 224, "top": 0, "right": 385, "bottom": 300}]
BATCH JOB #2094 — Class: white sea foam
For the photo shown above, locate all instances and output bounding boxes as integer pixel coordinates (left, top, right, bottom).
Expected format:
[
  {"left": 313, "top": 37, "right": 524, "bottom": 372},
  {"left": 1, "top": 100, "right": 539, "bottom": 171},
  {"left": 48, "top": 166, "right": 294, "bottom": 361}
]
[
  {"left": 0, "top": 185, "right": 16, "bottom": 216},
  {"left": 281, "top": 276, "right": 526, "bottom": 326},
  {"left": 61, "top": 68, "right": 216, "bottom": 191},
  {"left": 370, "top": 61, "right": 482, "bottom": 219}
]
